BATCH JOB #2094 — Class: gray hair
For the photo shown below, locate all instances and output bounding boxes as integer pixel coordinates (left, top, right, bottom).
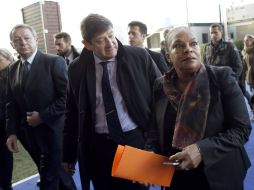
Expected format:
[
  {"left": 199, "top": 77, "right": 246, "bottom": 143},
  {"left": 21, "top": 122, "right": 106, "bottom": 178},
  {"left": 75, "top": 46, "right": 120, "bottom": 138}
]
[
  {"left": 165, "top": 26, "right": 195, "bottom": 53},
  {"left": 10, "top": 24, "right": 37, "bottom": 41},
  {"left": 0, "top": 48, "right": 15, "bottom": 62}
]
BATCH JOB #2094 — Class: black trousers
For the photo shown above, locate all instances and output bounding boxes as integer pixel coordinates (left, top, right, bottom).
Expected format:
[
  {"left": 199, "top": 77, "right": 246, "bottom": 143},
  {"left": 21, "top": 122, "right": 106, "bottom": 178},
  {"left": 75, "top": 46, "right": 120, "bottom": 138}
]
[
  {"left": 89, "top": 128, "right": 148, "bottom": 190},
  {"left": 17, "top": 124, "right": 76, "bottom": 190},
  {"left": 239, "top": 80, "right": 253, "bottom": 110},
  {"left": 0, "top": 134, "right": 13, "bottom": 190}
]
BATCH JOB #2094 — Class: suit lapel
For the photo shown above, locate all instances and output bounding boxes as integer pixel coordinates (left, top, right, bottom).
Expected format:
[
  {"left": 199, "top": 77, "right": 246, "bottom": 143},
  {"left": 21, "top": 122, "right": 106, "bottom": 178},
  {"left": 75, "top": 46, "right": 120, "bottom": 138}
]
[
  {"left": 11, "top": 60, "right": 29, "bottom": 114},
  {"left": 16, "top": 60, "right": 24, "bottom": 91},
  {"left": 85, "top": 60, "right": 96, "bottom": 125}
]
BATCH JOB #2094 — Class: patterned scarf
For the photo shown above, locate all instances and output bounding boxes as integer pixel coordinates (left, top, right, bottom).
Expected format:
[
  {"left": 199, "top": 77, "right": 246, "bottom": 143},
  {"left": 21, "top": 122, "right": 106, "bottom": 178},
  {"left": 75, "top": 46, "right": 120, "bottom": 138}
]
[{"left": 163, "top": 64, "right": 210, "bottom": 149}]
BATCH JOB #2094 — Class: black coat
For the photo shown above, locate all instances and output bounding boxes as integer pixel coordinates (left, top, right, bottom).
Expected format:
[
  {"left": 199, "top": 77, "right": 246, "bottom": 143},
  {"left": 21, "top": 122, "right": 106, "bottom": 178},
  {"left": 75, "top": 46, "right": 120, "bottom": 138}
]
[
  {"left": 62, "top": 40, "right": 161, "bottom": 190},
  {"left": 0, "top": 67, "right": 8, "bottom": 137},
  {"left": 203, "top": 39, "right": 243, "bottom": 80},
  {"left": 147, "top": 65, "right": 251, "bottom": 190}
]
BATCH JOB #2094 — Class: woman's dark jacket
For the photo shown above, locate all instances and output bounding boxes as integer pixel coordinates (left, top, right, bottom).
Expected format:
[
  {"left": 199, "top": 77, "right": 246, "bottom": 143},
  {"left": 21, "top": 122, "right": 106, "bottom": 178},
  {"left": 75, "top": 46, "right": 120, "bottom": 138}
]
[{"left": 147, "top": 64, "right": 251, "bottom": 190}]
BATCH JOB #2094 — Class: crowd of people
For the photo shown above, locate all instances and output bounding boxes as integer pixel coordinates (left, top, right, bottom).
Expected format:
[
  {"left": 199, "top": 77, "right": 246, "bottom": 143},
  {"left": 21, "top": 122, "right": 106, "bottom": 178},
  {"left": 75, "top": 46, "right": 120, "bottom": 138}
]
[{"left": 0, "top": 13, "right": 253, "bottom": 190}]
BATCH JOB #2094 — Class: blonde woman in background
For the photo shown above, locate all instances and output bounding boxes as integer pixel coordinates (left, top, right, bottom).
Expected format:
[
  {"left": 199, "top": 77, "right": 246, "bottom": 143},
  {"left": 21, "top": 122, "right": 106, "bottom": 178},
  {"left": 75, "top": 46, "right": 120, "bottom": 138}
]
[
  {"left": 0, "top": 48, "right": 14, "bottom": 190},
  {"left": 242, "top": 34, "right": 254, "bottom": 119},
  {"left": 242, "top": 34, "right": 254, "bottom": 89}
]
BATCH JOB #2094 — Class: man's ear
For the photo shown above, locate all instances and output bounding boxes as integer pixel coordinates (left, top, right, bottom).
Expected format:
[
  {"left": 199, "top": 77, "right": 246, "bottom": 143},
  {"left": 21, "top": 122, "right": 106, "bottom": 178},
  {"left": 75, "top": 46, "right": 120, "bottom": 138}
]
[
  {"left": 142, "top": 34, "right": 147, "bottom": 39},
  {"left": 82, "top": 40, "right": 92, "bottom": 50},
  {"left": 165, "top": 52, "right": 171, "bottom": 63}
]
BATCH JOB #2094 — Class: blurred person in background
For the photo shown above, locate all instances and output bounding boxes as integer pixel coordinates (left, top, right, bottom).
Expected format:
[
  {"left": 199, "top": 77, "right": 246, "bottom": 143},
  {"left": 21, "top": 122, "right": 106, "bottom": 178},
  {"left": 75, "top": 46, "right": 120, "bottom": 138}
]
[
  {"left": 128, "top": 21, "right": 169, "bottom": 74},
  {"left": 242, "top": 34, "right": 254, "bottom": 119},
  {"left": 161, "top": 28, "right": 171, "bottom": 68},
  {"left": 203, "top": 24, "right": 253, "bottom": 114},
  {"left": 54, "top": 32, "right": 80, "bottom": 66},
  {"left": 203, "top": 23, "right": 242, "bottom": 80},
  {"left": 0, "top": 48, "right": 15, "bottom": 190}
]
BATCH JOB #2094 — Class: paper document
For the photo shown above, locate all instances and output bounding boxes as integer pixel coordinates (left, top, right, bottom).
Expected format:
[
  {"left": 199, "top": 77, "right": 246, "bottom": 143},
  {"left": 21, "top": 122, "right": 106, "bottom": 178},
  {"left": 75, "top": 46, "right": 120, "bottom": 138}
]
[{"left": 112, "top": 145, "right": 175, "bottom": 187}]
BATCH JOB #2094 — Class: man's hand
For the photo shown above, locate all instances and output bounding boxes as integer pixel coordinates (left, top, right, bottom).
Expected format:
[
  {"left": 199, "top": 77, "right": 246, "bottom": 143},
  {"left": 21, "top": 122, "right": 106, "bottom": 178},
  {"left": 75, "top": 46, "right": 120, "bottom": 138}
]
[
  {"left": 26, "top": 111, "right": 43, "bottom": 127},
  {"left": 169, "top": 144, "right": 202, "bottom": 171},
  {"left": 6, "top": 134, "right": 19, "bottom": 153},
  {"left": 62, "top": 162, "right": 76, "bottom": 176}
]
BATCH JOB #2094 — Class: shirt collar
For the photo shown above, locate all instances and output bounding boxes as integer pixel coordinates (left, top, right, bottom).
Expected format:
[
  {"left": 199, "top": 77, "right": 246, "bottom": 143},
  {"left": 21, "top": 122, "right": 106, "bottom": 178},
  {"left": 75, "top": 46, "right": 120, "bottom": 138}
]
[
  {"left": 65, "top": 51, "right": 74, "bottom": 62},
  {"left": 93, "top": 53, "right": 116, "bottom": 64},
  {"left": 21, "top": 48, "right": 38, "bottom": 64}
]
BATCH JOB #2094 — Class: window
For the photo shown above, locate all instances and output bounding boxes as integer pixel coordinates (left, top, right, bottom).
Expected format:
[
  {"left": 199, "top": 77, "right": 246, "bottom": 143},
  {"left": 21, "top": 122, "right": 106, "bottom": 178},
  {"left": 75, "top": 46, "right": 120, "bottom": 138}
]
[
  {"left": 230, "top": 33, "right": 234, "bottom": 39},
  {"left": 202, "top": 33, "right": 208, "bottom": 43}
]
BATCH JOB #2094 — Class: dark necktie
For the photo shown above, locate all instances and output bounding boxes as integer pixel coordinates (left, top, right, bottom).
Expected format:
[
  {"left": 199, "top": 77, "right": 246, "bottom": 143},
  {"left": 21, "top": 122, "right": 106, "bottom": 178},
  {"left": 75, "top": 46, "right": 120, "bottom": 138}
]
[
  {"left": 22, "top": 61, "right": 30, "bottom": 87},
  {"left": 65, "top": 58, "right": 70, "bottom": 65},
  {"left": 100, "top": 61, "right": 124, "bottom": 144}
]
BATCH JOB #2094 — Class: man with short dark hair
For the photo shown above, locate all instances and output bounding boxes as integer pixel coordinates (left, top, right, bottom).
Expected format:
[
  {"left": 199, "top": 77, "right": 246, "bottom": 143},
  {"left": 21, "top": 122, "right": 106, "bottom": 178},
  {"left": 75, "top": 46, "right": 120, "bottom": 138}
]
[
  {"left": 54, "top": 32, "right": 80, "bottom": 66},
  {"left": 203, "top": 23, "right": 243, "bottom": 80},
  {"left": 128, "top": 21, "right": 169, "bottom": 74},
  {"left": 62, "top": 14, "right": 160, "bottom": 190}
]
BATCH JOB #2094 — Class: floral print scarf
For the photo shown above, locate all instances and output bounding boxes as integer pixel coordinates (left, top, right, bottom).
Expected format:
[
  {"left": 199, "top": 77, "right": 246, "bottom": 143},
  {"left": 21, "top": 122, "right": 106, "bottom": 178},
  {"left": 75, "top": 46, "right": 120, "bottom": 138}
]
[{"left": 163, "top": 64, "right": 210, "bottom": 148}]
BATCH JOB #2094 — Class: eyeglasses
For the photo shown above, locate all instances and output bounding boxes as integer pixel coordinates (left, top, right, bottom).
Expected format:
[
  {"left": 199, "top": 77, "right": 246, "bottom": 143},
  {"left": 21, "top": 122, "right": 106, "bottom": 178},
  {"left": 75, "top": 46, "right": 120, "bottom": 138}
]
[{"left": 12, "top": 37, "right": 34, "bottom": 44}]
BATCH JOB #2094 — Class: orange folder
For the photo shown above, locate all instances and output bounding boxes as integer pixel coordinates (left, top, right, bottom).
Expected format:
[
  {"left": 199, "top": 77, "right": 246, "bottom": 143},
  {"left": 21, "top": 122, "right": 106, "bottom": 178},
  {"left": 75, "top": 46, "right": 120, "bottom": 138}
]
[{"left": 112, "top": 145, "right": 175, "bottom": 187}]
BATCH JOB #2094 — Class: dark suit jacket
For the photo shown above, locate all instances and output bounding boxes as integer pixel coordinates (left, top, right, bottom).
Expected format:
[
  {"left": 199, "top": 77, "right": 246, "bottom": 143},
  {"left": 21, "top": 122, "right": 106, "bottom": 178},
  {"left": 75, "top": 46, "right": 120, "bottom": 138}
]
[
  {"left": 147, "top": 65, "right": 251, "bottom": 190},
  {"left": 62, "top": 40, "right": 161, "bottom": 190},
  {"left": 146, "top": 48, "right": 169, "bottom": 74},
  {"left": 6, "top": 50, "right": 68, "bottom": 137},
  {"left": 0, "top": 67, "right": 8, "bottom": 138}
]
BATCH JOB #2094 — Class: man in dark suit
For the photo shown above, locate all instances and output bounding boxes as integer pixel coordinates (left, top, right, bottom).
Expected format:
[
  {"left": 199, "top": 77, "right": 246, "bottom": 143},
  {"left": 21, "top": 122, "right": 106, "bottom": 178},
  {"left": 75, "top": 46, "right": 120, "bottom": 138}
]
[
  {"left": 53, "top": 32, "right": 80, "bottom": 67},
  {"left": 62, "top": 14, "right": 161, "bottom": 190},
  {"left": 5, "top": 24, "right": 76, "bottom": 190},
  {"left": 128, "top": 21, "right": 169, "bottom": 74},
  {"left": 53, "top": 32, "right": 80, "bottom": 176}
]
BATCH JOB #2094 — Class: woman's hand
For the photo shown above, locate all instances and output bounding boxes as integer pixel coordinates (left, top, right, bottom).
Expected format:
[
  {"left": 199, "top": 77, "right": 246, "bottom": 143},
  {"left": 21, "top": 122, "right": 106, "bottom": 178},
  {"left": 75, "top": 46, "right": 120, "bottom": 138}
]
[{"left": 169, "top": 144, "right": 202, "bottom": 170}]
